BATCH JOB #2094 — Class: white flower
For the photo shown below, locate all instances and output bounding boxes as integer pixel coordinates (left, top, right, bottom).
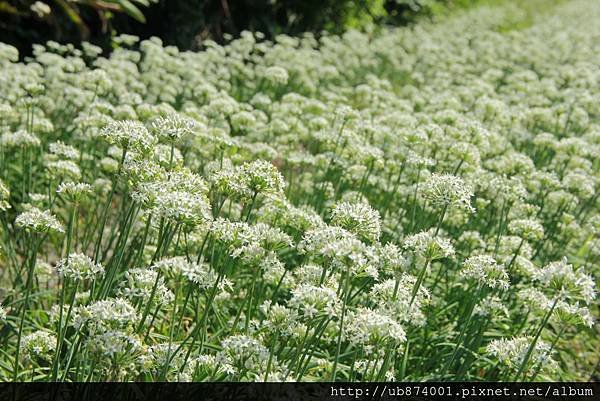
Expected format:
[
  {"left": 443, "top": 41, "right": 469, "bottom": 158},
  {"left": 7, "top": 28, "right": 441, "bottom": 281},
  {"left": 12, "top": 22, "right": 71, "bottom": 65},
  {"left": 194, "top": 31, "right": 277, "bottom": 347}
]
[
  {"left": 0, "top": 130, "right": 40, "bottom": 147},
  {"left": 517, "top": 288, "right": 551, "bottom": 312},
  {"left": 508, "top": 219, "right": 545, "bottom": 242},
  {"left": 403, "top": 230, "right": 455, "bottom": 261},
  {"left": 101, "top": 120, "right": 157, "bottom": 153},
  {"left": 15, "top": 207, "right": 64, "bottom": 233},
  {"left": 299, "top": 225, "right": 377, "bottom": 270},
  {"left": 260, "top": 301, "right": 298, "bottom": 335},
  {"left": 141, "top": 343, "right": 186, "bottom": 378},
  {"left": 49, "top": 141, "right": 80, "bottom": 160},
  {"left": 56, "top": 253, "right": 104, "bottom": 281},
  {"left": 0, "top": 179, "right": 10, "bottom": 211},
  {"left": 74, "top": 298, "right": 138, "bottom": 333},
  {"left": 211, "top": 218, "right": 292, "bottom": 264},
  {"left": 21, "top": 330, "right": 57, "bottom": 363},
  {"left": 289, "top": 284, "right": 341, "bottom": 319},
  {"left": 150, "top": 113, "right": 197, "bottom": 142},
  {"left": 376, "top": 243, "right": 408, "bottom": 275},
  {"left": 422, "top": 173, "right": 474, "bottom": 212},
  {"left": 30, "top": 1, "right": 51, "bottom": 17},
  {"left": 370, "top": 275, "right": 430, "bottom": 326},
  {"left": 86, "top": 330, "right": 142, "bottom": 357},
  {"left": 263, "top": 66, "right": 289, "bottom": 85},
  {"left": 474, "top": 295, "right": 510, "bottom": 318},
  {"left": 241, "top": 160, "right": 286, "bottom": 196},
  {"left": 217, "top": 335, "right": 275, "bottom": 379},
  {"left": 331, "top": 200, "right": 381, "bottom": 242},
  {"left": 553, "top": 301, "right": 594, "bottom": 328},
  {"left": 153, "top": 256, "right": 226, "bottom": 290},
  {"left": 46, "top": 160, "right": 81, "bottom": 180},
  {"left": 132, "top": 168, "right": 212, "bottom": 226},
  {"left": 57, "top": 182, "right": 92, "bottom": 202},
  {"left": 534, "top": 258, "right": 596, "bottom": 303},
  {"left": 230, "top": 111, "right": 257, "bottom": 132},
  {"left": 486, "top": 337, "right": 557, "bottom": 375},
  {"left": 118, "top": 267, "right": 174, "bottom": 305},
  {"left": 346, "top": 308, "right": 406, "bottom": 351},
  {"left": 460, "top": 254, "right": 509, "bottom": 290}
]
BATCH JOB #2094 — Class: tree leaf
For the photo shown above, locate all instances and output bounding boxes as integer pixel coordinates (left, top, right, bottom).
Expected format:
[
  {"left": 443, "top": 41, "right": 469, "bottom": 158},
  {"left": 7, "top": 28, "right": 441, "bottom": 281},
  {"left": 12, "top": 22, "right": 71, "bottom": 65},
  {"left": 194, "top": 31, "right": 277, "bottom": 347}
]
[{"left": 116, "top": 0, "right": 146, "bottom": 22}]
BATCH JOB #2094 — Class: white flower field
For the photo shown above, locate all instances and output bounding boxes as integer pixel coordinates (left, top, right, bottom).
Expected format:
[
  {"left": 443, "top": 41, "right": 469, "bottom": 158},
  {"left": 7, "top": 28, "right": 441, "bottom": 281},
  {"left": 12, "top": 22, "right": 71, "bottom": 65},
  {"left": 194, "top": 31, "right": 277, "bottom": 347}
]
[{"left": 0, "top": 0, "right": 598, "bottom": 382}]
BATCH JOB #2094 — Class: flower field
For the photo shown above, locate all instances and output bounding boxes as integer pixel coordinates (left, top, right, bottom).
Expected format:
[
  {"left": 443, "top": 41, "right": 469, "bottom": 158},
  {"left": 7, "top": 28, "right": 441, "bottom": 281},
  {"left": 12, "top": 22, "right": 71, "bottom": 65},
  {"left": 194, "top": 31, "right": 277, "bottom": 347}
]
[{"left": 0, "top": 0, "right": 598, "bottom": 382}]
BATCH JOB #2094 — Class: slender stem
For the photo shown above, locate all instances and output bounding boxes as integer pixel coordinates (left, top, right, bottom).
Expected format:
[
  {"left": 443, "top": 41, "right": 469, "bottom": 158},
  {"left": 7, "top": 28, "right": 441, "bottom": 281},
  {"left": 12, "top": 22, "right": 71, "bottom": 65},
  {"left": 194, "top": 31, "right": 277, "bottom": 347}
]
[
  {"left": 529, "top": 325, "right": 565, "bottom": 382},
  {"left": 514, "top": 297, "right": 559, "bottom": 380},
  {"left": 409, "top": 258, "right": 430, "bottom": 308},
  {"left": 244, "top": 191, "right": 258, "bottom": 223},
  {"left": 52, "top": 280, "right": 79, "bottom": 380},
  {"left": 409, "top": 169, "right": 422, "bottom": 232},
  {"left": 93, "top": 147, "right": 126, "bottom": 262},
  {"left": 434, "top": 204, "right": 448, "bottom": 236},
  {"left": 264, "top": 331, "right": 279, "bottom": 382},
  {"left": 331, "top": 265, "right": 352, "bottom": 381},
  {"left": 441, "top": 285, "right": 482, "bottom": 378},
  {"left": 13, "top": 235, "right": 42, "bottom": 381}
]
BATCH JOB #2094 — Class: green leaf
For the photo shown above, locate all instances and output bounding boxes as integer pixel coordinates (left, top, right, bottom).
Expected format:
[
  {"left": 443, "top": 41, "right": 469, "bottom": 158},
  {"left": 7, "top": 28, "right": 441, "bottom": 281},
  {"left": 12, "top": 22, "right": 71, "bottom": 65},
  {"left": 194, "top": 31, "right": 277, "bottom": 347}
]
[
  {"left": 133, "top": 0, "right": 150, "bottom": 7},
  {"left": 117, "top": 0, "right": 146, "bottom": 22}
]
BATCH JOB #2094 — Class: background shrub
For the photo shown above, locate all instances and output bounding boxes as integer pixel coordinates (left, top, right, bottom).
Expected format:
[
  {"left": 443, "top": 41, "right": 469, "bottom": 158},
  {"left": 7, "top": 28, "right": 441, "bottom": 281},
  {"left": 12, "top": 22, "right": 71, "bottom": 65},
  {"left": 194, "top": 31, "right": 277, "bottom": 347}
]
[{"left": 0, "top": 0, "right": 476, "bottom": 56}]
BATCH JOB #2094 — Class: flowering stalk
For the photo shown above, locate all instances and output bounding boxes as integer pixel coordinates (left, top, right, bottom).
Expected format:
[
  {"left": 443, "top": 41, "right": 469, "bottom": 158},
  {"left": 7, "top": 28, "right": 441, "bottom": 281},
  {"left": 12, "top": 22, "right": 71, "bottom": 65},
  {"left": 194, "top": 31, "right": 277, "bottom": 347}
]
[
  {"left": 513, "top": 296, "right": 559, "bottom": 381},
  {"left": 529, "top": 325, "right": 565, "bottom": 382},
  {"left": 331, "top": 265, "right": 352, "bottom": 381},
  {"left": 13, "top": 234, "right": 44, "bottom": 381},
  {"left": 93, "top": 147, "right": 126, "bottom": 262},
  {"left": 441, "top": 284, "right": 483, "bottom": 377},
  {"left": 51, "top": 279, "right": 79, "bottom": 381}
]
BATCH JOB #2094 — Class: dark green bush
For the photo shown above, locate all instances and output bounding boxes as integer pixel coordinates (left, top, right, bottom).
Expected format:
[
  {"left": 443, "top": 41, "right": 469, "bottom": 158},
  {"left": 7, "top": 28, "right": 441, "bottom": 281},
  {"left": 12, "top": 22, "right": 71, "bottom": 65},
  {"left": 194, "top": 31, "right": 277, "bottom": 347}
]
[{"left": 0, "top": 0, "right": 473, "bottom": 56}]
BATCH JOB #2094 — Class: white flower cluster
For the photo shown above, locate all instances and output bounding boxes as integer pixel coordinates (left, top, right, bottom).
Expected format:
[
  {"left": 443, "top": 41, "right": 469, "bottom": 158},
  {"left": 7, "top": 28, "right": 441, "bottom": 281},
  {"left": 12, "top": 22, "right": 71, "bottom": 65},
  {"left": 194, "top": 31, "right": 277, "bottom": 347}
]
[
  {"left": 56, "top": 182, "right": 92, "bottom": 202},
  {"left": 534, "top": 258, "right": 596, "bottom": 303},
  {"left": 20, "top": 330, "right": 57, "bottom": 364},
  {"left": 56, "top": 253, "right": 104, "bottom": 281},
  {"left": 0, "top": 179, "right": 10, "bottom": 211},
  {"left": 370, "top": 275, "right": 431, "bottom": 326},
  {"left": 403, "top": 230, "right": 455, "bottom": 261},
  {"left": 422, "top": 173, "right": 474, "bottom": 212},
  {"left": 132, "top": 168, "right": 212, "bottom": 227},
  {"left": 15, "top": 207, "right": 64, "bottom": 233},
  {"left": 289, "top": 284, "right": 341, "bottom": 319},
  {"left": 117, "top": 267, "right": 174, "bottom": 305},
  {"left": 0, "top": 0, "right": 597, "bottom": 382},
  {"left": 100, "top": 120, "right": 157, "bottom": 153},
  {"left": 211, "top": 218, "right": 292, "bottom": 264},
  {"left": 153, "top": 256, "right": 229, "bottom": 291},
  {"left": 346, "top": 307, "right": 406, "bottom": 353},
  {"left": 331, "top": 200, "right": 381, "bottom": 243},
  {"left": 486, "top": 336, "right": 557, "bottom": 376},
  {"left": 460, "top": 255, "right": 510, "bottom": 290},
  {"left": 217, "top": 335, "right": 283, "bottom": 380}
]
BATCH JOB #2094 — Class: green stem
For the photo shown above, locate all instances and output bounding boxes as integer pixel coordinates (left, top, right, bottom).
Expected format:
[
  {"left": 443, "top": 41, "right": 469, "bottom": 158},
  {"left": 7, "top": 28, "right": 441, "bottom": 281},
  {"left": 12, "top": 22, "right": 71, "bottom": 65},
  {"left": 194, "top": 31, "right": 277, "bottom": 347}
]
[
  {"left": 13, "top": 235, "right": 43, "bottom": 381},
  {"left": 514, "top": 297, "right": 558, "bottom": 381},
  {"left": 93, "top": 147, "right": 126, "bottom": 262},
  {"left": 331, "top": 265, "right": 352, "bottom": 381},
  {"left": 408, "top": 258, "right": 430, "bottom": 308},
  {"left": 441, "top": 285, "right": 482, "bottom": 378}
]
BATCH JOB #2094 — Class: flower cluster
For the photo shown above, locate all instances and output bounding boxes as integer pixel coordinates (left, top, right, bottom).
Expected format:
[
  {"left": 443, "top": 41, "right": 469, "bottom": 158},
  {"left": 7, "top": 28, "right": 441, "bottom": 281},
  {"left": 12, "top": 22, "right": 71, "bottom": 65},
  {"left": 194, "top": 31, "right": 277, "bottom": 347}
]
[
  {"left": 0, "top": 0, "right": 597, "bottom": 383},
  {"left": 56, "top": 253, "right": 104, "bottom": 281},
  {"left": 15, "top": 207, "right": 64, "bottom": 233}
]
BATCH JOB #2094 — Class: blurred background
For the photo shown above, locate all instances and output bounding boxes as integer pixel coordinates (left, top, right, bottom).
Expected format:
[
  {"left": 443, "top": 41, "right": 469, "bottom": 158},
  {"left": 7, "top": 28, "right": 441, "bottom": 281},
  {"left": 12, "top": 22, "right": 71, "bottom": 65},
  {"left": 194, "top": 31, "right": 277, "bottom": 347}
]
[{"left": 0, "top": 0, "right": 479, "bottom": 57}]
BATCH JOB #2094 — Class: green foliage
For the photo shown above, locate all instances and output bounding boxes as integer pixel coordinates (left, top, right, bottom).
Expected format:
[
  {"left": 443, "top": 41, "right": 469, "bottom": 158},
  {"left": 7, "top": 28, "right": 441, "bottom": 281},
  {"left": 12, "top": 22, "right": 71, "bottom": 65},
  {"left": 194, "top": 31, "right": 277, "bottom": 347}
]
[
  {"left": 0, "top": 0, "right": 480, "bottom": 56},
  {"left": 0, "top": 0, "right": 156, "bottom": 56},
  {"left": 0, "top": 0, "right": 597, "bottom": 383}
]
